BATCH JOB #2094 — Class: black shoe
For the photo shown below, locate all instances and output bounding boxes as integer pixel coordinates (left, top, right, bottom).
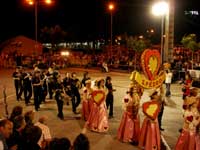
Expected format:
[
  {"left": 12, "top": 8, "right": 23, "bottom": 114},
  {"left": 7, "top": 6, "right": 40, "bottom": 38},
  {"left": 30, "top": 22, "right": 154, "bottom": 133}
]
[
  {"left": 73, "top": 111, "right": 80, "bottom": 114},
  {"left": 108, "top": 115, "right": 114, "bottom": 119},
  {"left": 160, "top": 128, "right": 164, "bottom": 131},
  {"left": 57, "top": 114, "right": 64, "bottom": 120}
]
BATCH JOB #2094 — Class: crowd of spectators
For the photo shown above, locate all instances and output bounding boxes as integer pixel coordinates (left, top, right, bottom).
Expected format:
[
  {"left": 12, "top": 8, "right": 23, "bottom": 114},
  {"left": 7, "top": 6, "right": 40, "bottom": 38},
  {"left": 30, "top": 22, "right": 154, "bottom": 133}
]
[{"left": 0, "top": 105, "right": 90, "bottom": 150}]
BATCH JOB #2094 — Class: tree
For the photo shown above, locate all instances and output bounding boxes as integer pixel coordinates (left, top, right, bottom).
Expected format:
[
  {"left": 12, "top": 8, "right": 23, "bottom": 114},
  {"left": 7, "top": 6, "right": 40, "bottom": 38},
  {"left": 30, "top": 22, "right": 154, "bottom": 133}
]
[
  {"left": 181, "top": 34, "right": 199, "bottom": 69},
  {"left": 126, "top": 36, "right": 150, "bottom": 70},
  {"left": 40, "top": 25, "right": 67, "bottom": 51}
]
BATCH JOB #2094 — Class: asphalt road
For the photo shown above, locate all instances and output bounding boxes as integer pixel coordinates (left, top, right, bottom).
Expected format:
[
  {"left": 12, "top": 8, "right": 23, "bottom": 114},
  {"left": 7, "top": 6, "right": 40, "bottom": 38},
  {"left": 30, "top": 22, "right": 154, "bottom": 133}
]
[{"left": 0, "top": 68, "right": 184, "bottom": 150}]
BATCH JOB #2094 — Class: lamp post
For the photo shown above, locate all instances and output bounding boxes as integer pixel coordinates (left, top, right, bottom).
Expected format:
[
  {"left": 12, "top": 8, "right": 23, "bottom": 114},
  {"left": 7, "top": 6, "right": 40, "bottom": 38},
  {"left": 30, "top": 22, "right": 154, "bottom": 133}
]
[
  {"left": 26, "top": 0, "right": 52, "bottom": 53},
  {"left": 108, "top": 3, "right": 114, "bottom": 57},
  {"left": 152, "top": 1, "right": 169, "bottom": 64}
]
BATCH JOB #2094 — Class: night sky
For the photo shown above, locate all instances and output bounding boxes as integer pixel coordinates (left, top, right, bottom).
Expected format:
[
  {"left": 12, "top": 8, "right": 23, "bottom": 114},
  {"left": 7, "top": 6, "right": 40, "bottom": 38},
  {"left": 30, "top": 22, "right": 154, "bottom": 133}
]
[{"left": 0, "top": 0, "right": 200, "bottom": 44}]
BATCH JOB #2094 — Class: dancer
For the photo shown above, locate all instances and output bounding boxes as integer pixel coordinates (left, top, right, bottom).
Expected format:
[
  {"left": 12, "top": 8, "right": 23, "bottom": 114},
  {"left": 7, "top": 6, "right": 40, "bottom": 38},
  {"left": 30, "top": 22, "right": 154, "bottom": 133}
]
[
  {"left": 175, "top": 88, "right": 200, "bottom": 150},
  {"left": 117, "top": 82, "right": 141, "bottom": 145},
  {"left": 138, "top": 90, "right": 161, "bottom": 150},
  {"left": 82, "top": 79, "right": 93, "bottom": 121},
  {"left": 84, "top": 78, "right": 109, "bottom": 133}
]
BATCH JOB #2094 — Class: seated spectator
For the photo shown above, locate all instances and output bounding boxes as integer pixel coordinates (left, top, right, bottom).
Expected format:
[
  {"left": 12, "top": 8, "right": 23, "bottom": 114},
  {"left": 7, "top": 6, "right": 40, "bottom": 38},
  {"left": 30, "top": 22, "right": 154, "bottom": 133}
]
[
  {"left": 9, "top": 105, "right": 23, "bottom": 122},
  {"left": 24, "top": 110, "right": 35, "bottom": 127},
  {"left": 35, "top": 116, "right": 52, "bottom": 149},
  {"left": 7, "top": 115, "right": 26, "bottom": 150},
  {"left": 22, "top": 126, "right": 42, "bottom": 150},
  {"left": 0, "top": 119, "right": 15, "bottom": 150},
  {"left": 49, "top": 137, "right": 71, "bottom": 150},
  {"left": 72, "top": 133, "right": 90, "bottom": 150}
]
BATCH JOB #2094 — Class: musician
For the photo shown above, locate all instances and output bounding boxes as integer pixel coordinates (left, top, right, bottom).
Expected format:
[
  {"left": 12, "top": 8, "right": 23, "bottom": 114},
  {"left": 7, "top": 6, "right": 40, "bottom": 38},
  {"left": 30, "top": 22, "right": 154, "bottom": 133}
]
[
  {"left": 54, "top": 75, "right": 65, "bottom": 120},
  {"left": 63, "top": 72, "right": 72, "bottom": 105},
  {"left": 12, "top": 67, "right": 21, "bottom": 101},
  {"left": 32, "top": 70, "right": 42, "bottom": 111},
  {"left": 22, "top": 70, "right": 32, "bottom": 105},
  {"left": 40, "top": 70, "right": 48, "bottom": 103},
  {"left": 105, "top": 76, "right": 115, "bottom": 118},
  {"left": 70, "top": 72, "right": 81, "bottom": 114},
  {"left": 46, "top": 67, "right": 54, "bottom": 99}
]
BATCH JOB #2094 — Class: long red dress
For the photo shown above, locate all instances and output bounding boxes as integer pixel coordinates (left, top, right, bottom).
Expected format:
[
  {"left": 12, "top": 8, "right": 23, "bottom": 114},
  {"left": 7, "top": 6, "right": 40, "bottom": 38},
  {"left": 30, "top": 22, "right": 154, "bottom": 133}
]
[
  {"left": 82, "top": 87, "right": 93, "bottom": 121},
  {"left": 117, "top": 94, "right": 140, "bottom": 143},
  {"left": 85, "top": 88, "right": 109, "bottom": 133},
  {"left": 138, "top": 100, "right": 161, "bottom": 150},
  {"left": 175, "top": 108, "right": 200, "bottom": 150}
]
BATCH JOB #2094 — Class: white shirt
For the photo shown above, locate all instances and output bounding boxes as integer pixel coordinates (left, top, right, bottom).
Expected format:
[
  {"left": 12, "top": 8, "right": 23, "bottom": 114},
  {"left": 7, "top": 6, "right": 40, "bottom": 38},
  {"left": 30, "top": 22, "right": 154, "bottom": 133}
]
[
  {"left": 0, "top": 141, "right": 3, "bottom": 150},
  {"left": 165, "top": 72, "right": 173, "bottom": 84},
  {"left": 35, "top": 122, "right": 51, "bottom": 148}
]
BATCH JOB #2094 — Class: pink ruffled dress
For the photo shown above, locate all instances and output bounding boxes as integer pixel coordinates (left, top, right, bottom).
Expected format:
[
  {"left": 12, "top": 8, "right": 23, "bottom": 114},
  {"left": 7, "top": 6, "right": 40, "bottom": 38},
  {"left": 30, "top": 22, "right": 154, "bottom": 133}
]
[
  {"left": 117, "top": 94, "right": 140, "bottom": 143},
  {"left": 175, "top": 109, "right": 200, "bottom": 150},
  {"left": 82, "top": 87, "right": 93, "bottom": 121},
  {"left": 138, "top": 101, "right": 161, "bottom": 150},
  {"left": 85, "top": 89, "right": 109, "bottom": 132}
]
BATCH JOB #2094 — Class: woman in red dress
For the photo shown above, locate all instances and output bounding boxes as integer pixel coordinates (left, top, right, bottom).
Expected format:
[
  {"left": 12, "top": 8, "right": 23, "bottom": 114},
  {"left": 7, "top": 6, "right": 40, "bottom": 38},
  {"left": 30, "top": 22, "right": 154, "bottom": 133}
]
[
  {"left": 117, "top": 83, "right": 141, "bottom": 144},
  {"left": 138, "top": 90, "right": 161, "bottom": 150},
  {"left": 84, "top": 78, "right": 109, "bottom": 133},
  {"left": 175, "top": 88, "right": 200, "bottom": 150},
  {"left": 81, "top": 79, "right": 93, "bottom": 121}
]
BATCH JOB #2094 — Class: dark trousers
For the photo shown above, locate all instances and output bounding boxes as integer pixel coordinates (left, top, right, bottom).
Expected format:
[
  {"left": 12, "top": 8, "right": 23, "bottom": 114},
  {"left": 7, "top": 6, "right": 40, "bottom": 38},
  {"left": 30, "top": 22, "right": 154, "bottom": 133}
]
[
  {"left": 158, "top": 104, "right": 164, "bottom": 129},
  {"left": 14, "top": 80, "right": 23, "bottom": 100},
  {"left": 106, "top": 93, "right": 113, "bottom": 116},
  {"left": 33, "top": 86, "right": 41, "bottom": 111},
  {"left": 24, "top": 84, "right": 32, "bottom": 104},
  {"left": 48, "top": 82, "right": 54, "bottom": 99},
  {"left": 55, "top": 95, "right": 64, "bottom": 118},
  {"left": 165, "top": 83, "right": 171, "bottom": 97},
  {"left": 71, "top": 92, "right": 80, "bottom": 113}
]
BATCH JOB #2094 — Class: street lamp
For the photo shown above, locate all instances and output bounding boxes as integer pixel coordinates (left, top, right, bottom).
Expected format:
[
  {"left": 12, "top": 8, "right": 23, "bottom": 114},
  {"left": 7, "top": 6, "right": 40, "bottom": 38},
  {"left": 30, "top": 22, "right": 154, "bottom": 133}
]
[
  {"left": 25, "top": 0, "right": 52, "bottom": 53},
  {"left": 152, "top": 1, "right": 169, "bottom": 64},
  {"left": 108, "top": 2, "right": 115, "bottom": 57}
]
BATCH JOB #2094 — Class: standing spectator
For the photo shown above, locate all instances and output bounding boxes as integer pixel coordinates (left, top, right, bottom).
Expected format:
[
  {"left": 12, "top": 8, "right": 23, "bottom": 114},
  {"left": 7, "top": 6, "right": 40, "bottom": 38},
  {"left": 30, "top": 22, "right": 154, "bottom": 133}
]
[
  {"left": 165, "top": 69, "right": 173, "bottom": 97},
  {"left": 105, "top": 76, "right": 115, "bottom": 118},
  {"left": 35, "top": 116, "right": 51, "bottom": 149},
  {"left": 0, "top": 119, "right": 15, "bottom": 150},
  {"left": 102, "top": 61, "right": 109, "bottom": 73}
]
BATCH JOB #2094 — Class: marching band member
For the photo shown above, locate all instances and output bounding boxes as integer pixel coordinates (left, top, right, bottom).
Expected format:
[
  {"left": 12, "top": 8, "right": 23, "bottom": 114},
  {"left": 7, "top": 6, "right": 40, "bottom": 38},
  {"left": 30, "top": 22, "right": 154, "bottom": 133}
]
[
  {"left": 54, "top": 75, "right": 66, "bottom": 120},
  {"left": 32, "top": 70, "right": 42, "bottom": 111}
]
